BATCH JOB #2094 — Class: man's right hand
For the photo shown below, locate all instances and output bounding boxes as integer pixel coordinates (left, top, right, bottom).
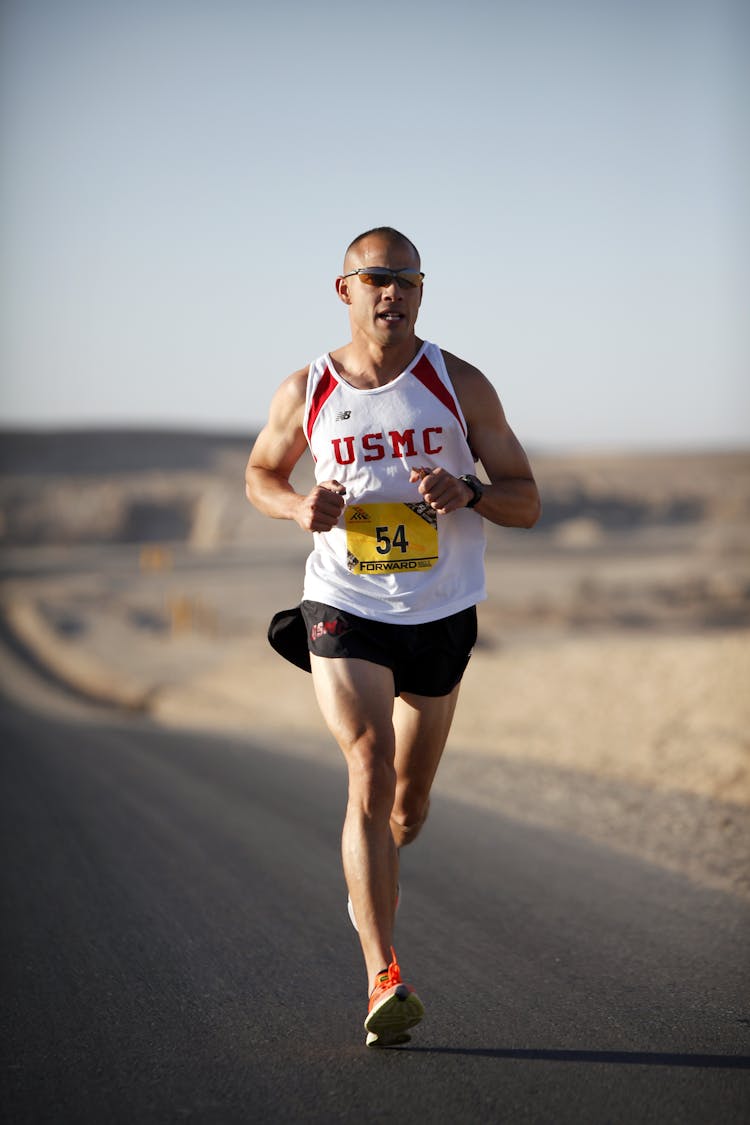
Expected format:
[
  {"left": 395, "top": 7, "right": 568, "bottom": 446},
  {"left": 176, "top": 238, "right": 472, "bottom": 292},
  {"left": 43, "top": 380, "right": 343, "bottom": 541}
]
[{"left": 295, "top": 481, "right": 346, "bottom": 532}]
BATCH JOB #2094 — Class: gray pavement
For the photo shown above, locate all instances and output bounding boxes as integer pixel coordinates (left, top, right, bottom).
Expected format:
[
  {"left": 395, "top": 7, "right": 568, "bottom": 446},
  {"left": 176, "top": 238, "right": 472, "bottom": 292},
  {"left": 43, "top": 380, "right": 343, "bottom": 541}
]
[{"left": 2, "top": 687, "right": 749, "bottom": 1124}]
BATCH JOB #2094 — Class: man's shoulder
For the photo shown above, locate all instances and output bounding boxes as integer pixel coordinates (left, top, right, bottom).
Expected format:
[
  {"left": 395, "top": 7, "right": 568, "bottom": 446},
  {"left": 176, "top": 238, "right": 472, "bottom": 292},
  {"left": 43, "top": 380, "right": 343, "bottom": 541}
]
[
  {"left": 281, "top": 351, "right": 341, "bottom": 408},
  {"left": 269, "top": 365, "right": 310, "bottom": 421},
  {"left": 283, "top": 364, "right": 311, "bottom": 397},
  {"left": 438, "top": 347, "right": 486, "bottom": 387}
]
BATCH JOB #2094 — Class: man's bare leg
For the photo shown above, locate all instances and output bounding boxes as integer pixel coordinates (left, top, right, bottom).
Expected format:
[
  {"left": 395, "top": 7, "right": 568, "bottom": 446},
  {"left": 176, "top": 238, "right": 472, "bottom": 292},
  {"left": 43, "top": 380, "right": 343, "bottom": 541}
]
[
  {"left": 310, "top": 655, "right": 401, "bottom": 985},
  {"left": 310, "top": 656, "right": 463, "bottom": 979},
  {"left": 390, "top": 686, "right": 461, "bottom": 847}
]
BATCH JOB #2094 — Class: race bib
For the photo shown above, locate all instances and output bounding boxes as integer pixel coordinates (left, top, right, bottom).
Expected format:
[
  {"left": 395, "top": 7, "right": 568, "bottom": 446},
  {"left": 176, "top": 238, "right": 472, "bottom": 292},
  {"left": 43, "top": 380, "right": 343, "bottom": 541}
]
[{"left": 345, "top": 502, "right": 438, "bottom": 575}]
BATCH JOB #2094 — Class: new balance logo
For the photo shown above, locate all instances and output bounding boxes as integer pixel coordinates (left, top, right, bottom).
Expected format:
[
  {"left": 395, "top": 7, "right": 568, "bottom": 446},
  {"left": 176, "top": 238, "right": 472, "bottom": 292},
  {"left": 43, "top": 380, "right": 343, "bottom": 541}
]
[{"left": 336, "top": 410, "right": 352, "bottom": 421}]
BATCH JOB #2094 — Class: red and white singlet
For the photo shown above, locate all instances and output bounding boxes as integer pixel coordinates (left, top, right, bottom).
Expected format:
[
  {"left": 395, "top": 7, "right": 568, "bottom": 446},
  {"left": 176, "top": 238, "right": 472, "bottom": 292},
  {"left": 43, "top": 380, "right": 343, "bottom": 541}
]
[{"left": 301, "top": 340, "right": 487, "bottom": 624}]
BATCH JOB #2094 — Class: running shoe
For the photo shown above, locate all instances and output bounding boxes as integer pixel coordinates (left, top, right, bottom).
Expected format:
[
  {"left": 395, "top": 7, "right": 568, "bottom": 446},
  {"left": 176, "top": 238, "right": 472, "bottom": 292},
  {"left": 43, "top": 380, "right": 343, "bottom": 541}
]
[
  {"left": 347, "top": 885, "right": 401, "bottom": 933},
  {"left": 364, "top": 947, "right": 424, "bottom": 1048}
]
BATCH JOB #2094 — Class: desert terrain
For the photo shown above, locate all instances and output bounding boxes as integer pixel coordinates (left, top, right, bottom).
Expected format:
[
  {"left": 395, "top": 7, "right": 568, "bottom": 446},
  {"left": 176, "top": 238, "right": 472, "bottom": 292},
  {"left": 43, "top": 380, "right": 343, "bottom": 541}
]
[{"left": 1, "top": 431, "right": 748, "bottom": 898}]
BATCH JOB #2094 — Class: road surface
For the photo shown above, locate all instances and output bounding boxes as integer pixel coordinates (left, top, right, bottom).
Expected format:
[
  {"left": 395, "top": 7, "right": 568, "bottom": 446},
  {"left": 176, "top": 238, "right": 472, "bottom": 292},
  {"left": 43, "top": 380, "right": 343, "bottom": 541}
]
[{"left": 1, "top": 666, "right": 748, "bottom": 1123}]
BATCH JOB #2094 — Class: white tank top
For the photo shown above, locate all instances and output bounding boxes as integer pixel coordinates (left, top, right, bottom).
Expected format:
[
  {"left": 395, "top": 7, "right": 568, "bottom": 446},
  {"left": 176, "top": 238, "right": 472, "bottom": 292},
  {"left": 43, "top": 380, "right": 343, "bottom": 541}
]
[{"left": 301, "top": 340, "right": 487, "bottom": 624}]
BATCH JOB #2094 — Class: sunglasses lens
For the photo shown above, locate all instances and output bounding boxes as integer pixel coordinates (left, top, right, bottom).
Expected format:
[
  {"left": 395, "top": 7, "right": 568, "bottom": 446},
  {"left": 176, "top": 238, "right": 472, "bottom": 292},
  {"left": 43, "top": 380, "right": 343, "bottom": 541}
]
[
  {"left": 358, "top": 270, "right": 421, "bottom": 289},
  {"left": 356, "top": 271, "right": 385, "bottom": 287}
]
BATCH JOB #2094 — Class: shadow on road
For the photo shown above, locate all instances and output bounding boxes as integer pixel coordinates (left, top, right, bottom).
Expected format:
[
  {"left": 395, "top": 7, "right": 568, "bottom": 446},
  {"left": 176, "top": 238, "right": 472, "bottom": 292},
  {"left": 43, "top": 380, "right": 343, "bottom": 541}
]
[{"left": 405, "top": 1046, "right": 750, "bottom": 1069}]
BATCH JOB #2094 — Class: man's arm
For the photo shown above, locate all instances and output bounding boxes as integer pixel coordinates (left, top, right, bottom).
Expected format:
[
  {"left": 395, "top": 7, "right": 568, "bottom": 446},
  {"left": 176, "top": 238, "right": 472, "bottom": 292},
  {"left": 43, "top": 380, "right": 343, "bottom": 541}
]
[
  {"left": 411, "top": 351, "right": 541, "bottom": 528},
  {"left": 244, "top": 368, "right": 346, "bottom": 533}
]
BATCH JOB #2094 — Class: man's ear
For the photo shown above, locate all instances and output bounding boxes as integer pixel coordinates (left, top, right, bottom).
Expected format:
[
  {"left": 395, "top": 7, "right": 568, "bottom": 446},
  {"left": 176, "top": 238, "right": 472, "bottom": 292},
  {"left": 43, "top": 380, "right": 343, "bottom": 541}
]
[{"left": 335, "top": 276, "right": 352, "bottom": 305}]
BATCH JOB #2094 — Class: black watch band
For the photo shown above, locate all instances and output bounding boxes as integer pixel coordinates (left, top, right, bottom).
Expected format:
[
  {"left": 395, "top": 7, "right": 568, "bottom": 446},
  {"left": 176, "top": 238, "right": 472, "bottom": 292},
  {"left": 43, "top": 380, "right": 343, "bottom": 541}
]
[{"left": 459, "top": 474, "right": 484, "bottom": 509}]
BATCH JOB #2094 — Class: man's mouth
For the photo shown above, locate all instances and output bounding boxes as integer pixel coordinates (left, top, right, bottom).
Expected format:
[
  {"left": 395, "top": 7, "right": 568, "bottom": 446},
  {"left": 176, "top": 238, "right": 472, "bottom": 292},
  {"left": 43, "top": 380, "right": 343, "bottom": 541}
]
[{"left": 377, "top": 312, "right": 404, "bottom": 322}]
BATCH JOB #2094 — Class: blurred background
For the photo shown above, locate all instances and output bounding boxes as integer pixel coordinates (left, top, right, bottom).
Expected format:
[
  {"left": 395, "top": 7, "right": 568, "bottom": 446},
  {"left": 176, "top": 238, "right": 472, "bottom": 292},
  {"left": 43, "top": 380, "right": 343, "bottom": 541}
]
[
  {"left": 1, "top": 0, "right": 749, "bottom": 884},
  {"left": 2, "top": 0, "right": 748, "bottom": 445}
]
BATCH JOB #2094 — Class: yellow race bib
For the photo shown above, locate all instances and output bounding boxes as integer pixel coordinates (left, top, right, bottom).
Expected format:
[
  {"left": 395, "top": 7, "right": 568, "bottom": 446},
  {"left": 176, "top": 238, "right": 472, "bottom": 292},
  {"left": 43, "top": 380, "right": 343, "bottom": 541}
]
[{"left": 345, "top": 502, "right": 438, "bottom": 575}]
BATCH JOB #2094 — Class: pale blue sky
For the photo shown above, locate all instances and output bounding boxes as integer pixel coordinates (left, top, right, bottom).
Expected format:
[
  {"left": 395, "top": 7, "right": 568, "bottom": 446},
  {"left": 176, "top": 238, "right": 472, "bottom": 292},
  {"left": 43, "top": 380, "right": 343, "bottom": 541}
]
[{"left": 1, "top": 0, "right": 747, "bottom": 450}]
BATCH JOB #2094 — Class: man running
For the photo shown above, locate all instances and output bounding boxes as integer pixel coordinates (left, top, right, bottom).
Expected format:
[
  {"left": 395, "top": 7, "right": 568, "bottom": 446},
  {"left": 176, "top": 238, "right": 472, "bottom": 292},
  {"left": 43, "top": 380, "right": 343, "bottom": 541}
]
[{"left": 244, "top": 226, "right": 540, "bottom": 1046}]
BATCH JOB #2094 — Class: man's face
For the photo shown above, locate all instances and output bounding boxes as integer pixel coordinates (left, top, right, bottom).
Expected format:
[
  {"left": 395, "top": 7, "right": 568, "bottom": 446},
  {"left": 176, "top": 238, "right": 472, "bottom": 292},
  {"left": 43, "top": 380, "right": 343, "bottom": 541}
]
[{"left": 336, "top": 236, "right": 423, "bottom": 347}]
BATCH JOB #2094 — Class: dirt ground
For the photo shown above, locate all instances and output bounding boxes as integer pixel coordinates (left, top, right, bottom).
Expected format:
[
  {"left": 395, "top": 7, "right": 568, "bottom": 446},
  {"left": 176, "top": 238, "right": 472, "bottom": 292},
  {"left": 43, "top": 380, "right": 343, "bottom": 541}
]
[{"left": 2, "top": 435, "right": 749, "bottom": 897}]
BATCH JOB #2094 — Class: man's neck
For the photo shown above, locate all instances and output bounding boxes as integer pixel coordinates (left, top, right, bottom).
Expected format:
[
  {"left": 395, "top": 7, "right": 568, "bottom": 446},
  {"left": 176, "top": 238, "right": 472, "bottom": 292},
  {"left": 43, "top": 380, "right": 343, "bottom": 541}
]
[{"left": 332, "top": 336, "right": 423, "bottom": 389}]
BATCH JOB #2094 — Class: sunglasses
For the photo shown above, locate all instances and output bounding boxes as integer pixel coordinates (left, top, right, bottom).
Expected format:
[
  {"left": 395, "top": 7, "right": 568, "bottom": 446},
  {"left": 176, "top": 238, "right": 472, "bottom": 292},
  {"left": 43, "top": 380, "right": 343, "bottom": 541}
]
[{"left": 341, "top": 267, "right": 424, "bottom": 290}]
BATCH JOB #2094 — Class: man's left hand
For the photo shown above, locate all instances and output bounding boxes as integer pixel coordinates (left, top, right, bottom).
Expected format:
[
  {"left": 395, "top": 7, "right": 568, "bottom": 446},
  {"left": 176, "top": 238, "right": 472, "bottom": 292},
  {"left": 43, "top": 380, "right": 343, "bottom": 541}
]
[{"left": 409, "top": 466, "right": 473, "bottom": 513}]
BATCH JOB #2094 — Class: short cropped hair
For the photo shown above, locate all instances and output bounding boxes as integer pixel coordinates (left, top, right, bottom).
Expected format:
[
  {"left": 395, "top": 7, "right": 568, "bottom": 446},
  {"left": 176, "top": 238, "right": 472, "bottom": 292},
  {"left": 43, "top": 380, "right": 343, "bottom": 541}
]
[{"left": 344, "top": 227, "right": 421, "bottom": 269}]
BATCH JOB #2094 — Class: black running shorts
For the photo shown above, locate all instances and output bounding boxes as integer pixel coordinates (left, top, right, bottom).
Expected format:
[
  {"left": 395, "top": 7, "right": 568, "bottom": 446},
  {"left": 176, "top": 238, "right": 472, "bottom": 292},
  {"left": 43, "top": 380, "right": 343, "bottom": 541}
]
[{"left": 299, "top": 600, "right": 477, "bottom": 697}]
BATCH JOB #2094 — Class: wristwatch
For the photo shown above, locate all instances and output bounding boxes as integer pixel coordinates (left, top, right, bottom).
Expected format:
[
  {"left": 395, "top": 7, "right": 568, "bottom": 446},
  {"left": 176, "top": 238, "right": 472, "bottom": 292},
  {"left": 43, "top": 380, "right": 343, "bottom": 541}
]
[{"left": 459, "top": 474, "right": 484, "bottom": 509}]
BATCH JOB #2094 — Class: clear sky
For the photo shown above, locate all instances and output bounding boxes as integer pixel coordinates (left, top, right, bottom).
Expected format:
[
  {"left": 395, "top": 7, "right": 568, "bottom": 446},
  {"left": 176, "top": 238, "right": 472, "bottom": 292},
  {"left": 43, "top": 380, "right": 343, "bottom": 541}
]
[{"left": 1, "top": 0, "right": 747, "bottom": 450}]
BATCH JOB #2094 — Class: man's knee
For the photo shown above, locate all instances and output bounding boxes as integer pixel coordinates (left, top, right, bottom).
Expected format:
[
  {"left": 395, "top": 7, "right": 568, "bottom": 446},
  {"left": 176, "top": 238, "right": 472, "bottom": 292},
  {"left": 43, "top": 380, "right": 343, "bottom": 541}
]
[
  {"left": 390, "top": 796, "right": 431, "bottom": 848},
  {"left": 347, "top": 737, "right": 397, "bottom": 816}
]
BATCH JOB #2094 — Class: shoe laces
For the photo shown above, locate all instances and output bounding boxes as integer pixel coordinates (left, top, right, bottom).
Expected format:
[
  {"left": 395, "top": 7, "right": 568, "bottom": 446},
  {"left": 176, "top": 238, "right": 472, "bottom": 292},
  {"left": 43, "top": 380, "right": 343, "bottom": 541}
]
[{"left": 371, "top": 947, "right": 402, "bottom": 996}]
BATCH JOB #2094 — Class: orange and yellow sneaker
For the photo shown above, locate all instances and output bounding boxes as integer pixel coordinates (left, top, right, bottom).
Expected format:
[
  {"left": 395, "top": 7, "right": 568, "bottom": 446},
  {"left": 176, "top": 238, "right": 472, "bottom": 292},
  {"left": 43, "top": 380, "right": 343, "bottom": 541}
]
[{"left": 364, "top": 947, "right": 424, "bottom": 1048}]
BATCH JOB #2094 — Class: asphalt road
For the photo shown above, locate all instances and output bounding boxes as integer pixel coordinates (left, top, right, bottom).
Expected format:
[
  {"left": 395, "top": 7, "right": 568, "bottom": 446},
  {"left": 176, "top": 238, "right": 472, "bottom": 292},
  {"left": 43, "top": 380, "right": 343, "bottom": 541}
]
[{"left": 1, "top": 688, "right": 749, "bottom": 1124}]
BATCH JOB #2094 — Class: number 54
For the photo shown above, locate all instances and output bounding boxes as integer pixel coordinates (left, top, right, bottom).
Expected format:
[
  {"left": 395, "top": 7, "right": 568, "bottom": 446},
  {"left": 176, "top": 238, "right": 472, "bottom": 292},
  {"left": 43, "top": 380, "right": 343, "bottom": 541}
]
[{"left": 375, "top": 524, "right": 409, "bottom": 554}]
